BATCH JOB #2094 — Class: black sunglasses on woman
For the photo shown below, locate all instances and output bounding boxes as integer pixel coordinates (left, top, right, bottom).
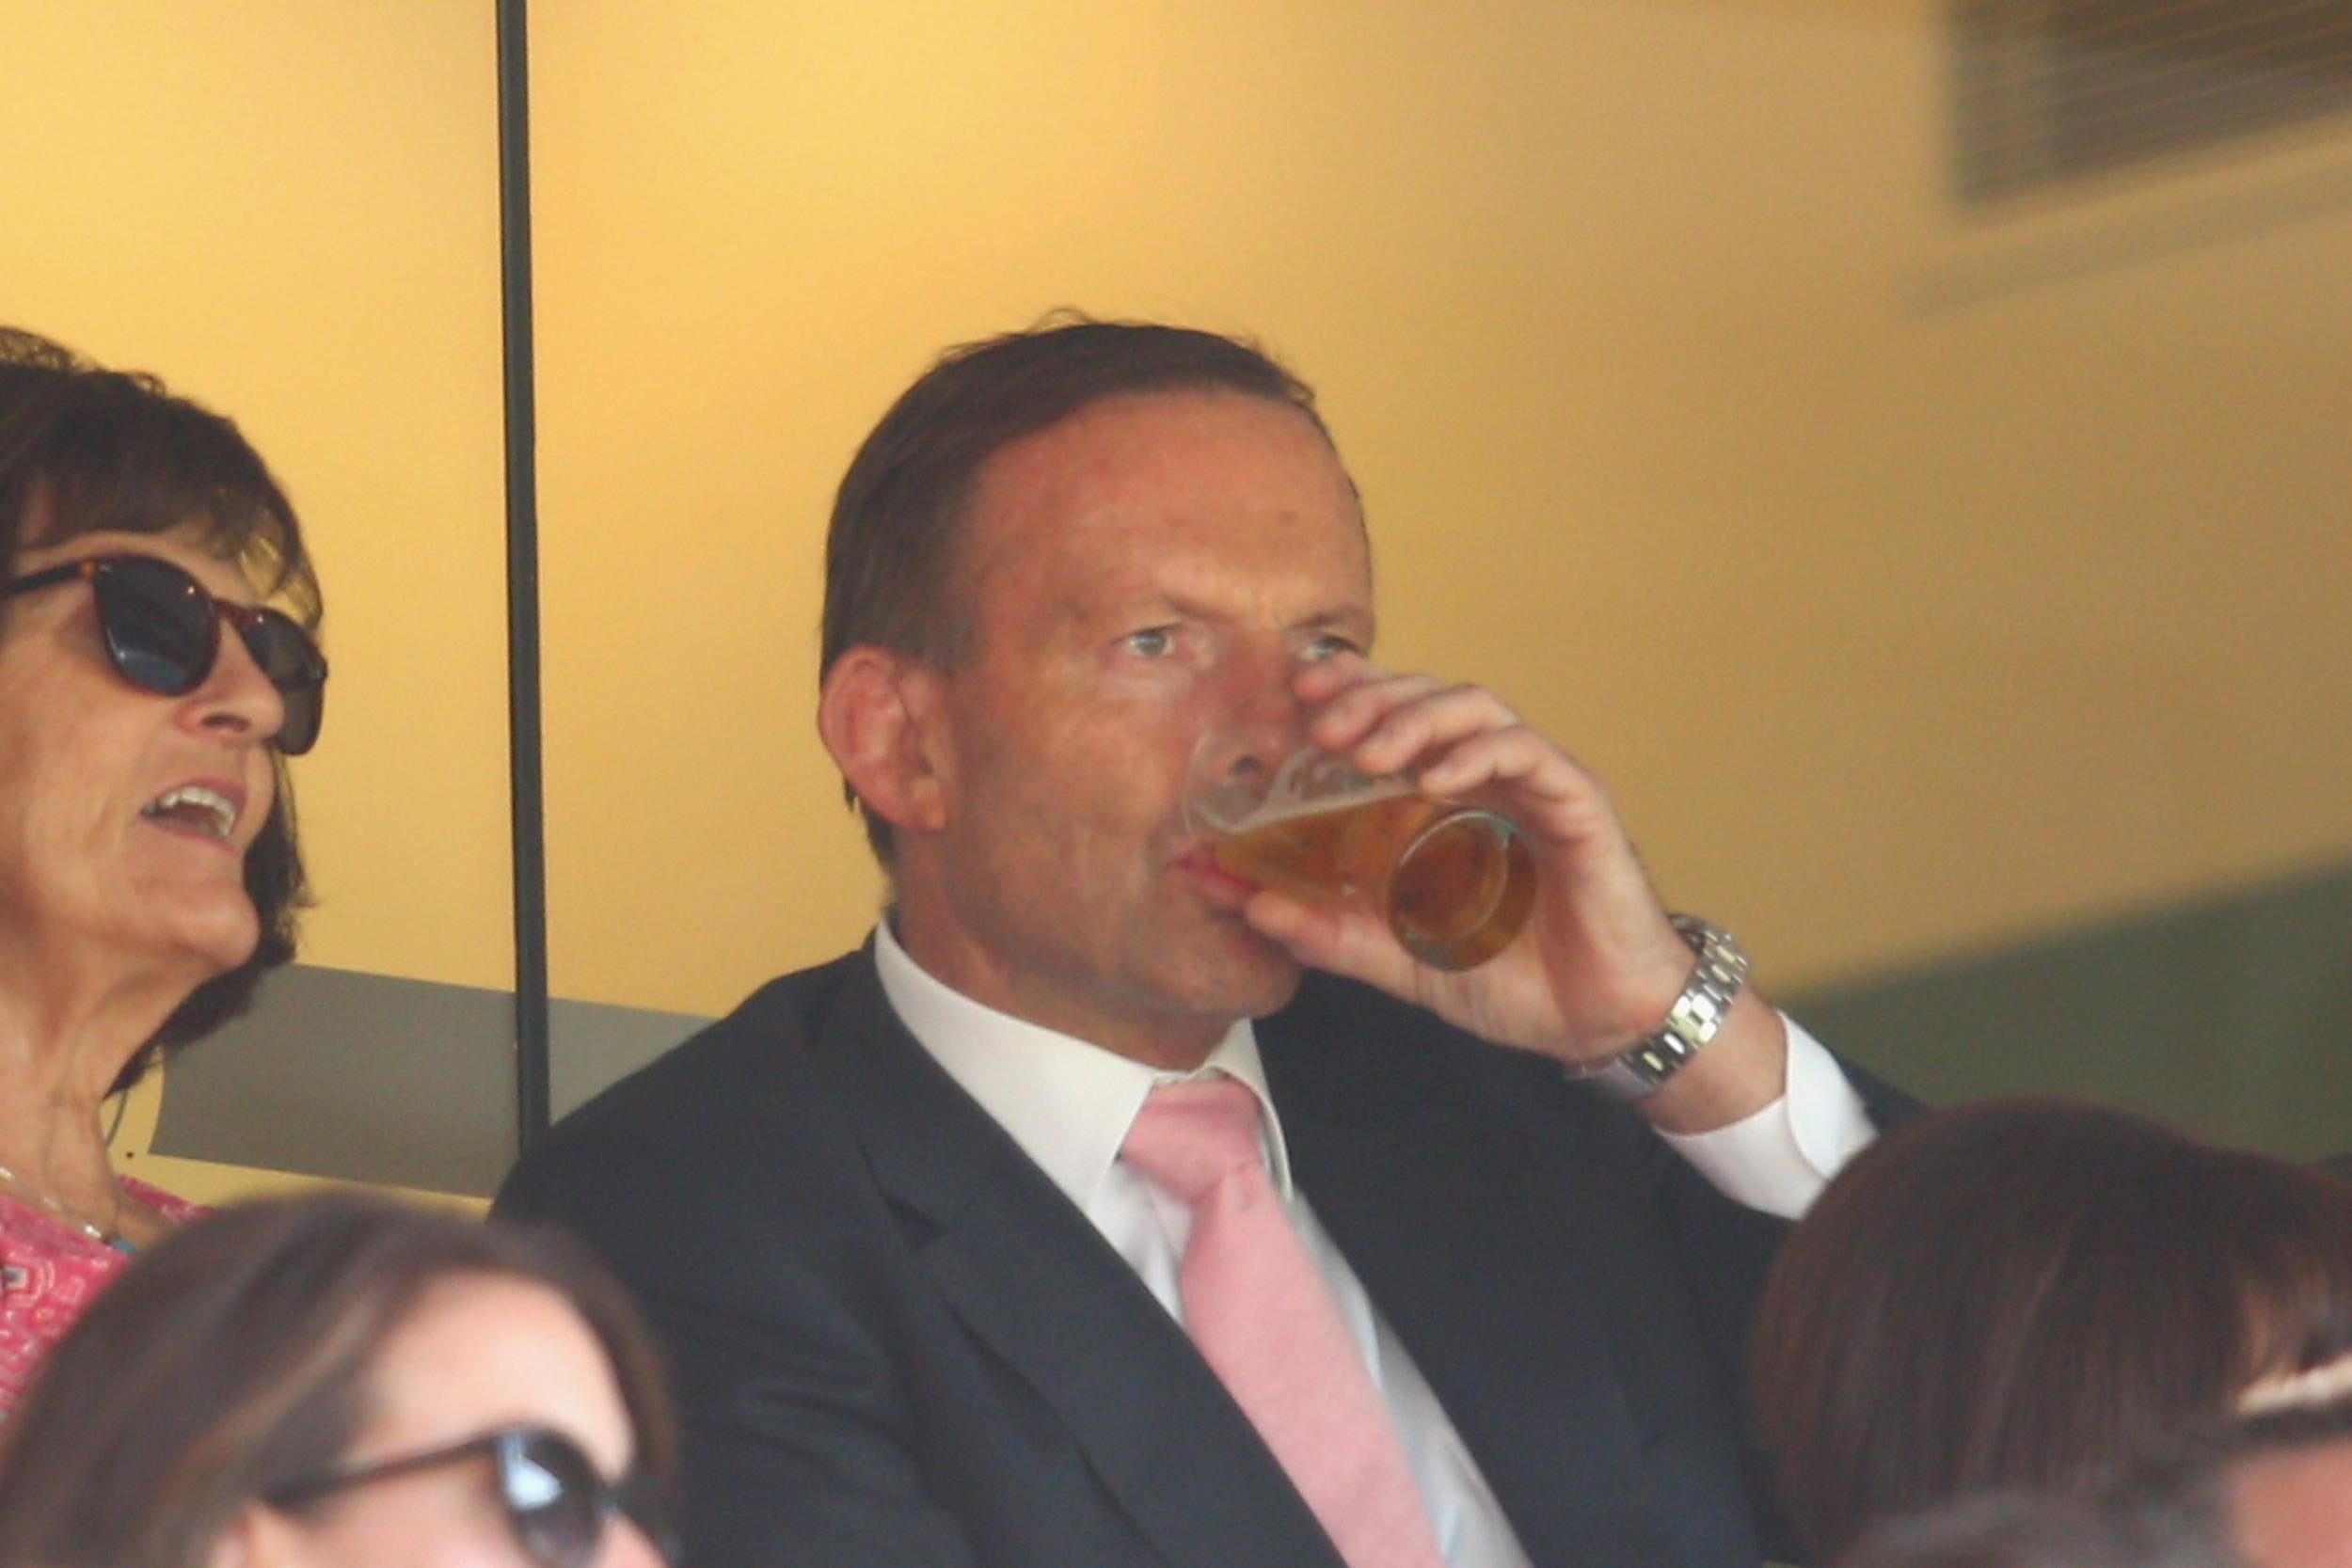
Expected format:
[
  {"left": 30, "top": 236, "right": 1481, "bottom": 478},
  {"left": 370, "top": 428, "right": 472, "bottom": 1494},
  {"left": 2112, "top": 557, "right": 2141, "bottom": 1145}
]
[
  {"left": 0, "top": 551, "right": 326, "bottom": 754},
  {"left": 265, "top": 1424, "right": 675, "bottom": 1568}
]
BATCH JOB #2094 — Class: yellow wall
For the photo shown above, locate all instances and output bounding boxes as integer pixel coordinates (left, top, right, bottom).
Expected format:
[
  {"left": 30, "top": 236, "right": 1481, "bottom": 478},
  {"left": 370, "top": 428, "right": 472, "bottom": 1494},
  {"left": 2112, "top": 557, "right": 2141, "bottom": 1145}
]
[
  {"left": 10, "top": 4, "right": 2348, "bottom": 1189},
  {"left": 533, "top": 0, "right": 2352, "bottom": 1019},
  {"left": 4, "top": 5, "right": 509, "bottom": 1202}
]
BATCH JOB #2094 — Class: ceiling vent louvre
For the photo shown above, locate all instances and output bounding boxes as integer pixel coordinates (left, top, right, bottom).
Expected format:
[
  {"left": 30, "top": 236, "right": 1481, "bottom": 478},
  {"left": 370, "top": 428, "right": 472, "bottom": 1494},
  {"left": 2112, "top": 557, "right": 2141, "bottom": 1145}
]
[{"left": 1951, "top": 0, "right": 2352, "bottom": 201}]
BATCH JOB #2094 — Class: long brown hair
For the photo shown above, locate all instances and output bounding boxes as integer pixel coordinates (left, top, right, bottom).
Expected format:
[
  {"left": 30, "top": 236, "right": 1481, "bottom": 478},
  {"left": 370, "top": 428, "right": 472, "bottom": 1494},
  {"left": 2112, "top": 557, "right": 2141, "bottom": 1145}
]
[
  {"left": 0, "top": 1194, "right": 675, "bottom": 1568},
  {"left": 1750, "top": 1097, "right": 2352, "bottom": 1562}
]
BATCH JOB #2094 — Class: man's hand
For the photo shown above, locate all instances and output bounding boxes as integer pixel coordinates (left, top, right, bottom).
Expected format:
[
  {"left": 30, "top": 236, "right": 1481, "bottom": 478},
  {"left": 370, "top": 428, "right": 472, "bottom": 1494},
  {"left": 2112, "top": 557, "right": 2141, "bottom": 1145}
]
[{"left": 1238, "top": 654, "right": 1786, "bottom": 1132}]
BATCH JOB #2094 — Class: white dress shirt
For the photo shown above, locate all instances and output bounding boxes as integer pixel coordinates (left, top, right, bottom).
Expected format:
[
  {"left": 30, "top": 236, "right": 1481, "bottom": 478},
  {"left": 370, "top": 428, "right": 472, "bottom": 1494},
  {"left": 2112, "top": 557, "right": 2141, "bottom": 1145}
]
[{"left": 871, "top": 919, "right": 1874, "bottom": 1567}]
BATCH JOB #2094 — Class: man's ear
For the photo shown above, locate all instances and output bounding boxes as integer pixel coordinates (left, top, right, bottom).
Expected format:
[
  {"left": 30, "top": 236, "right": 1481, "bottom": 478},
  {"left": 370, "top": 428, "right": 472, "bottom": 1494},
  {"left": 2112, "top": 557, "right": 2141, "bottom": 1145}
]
[{"left": 818, "top": 646, "right": 953, "bottom": 839}]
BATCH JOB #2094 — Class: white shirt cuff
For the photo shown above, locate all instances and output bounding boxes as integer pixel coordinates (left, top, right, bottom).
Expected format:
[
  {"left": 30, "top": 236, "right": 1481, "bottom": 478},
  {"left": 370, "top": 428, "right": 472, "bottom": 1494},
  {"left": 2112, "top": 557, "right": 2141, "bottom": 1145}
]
[{"left": 1655, "top": 1015, "right": 1877, "bottom": 1220}]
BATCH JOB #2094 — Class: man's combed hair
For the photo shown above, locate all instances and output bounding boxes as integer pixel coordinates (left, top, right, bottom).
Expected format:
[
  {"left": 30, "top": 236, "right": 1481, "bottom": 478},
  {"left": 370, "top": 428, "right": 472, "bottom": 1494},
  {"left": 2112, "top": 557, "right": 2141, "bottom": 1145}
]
[
  {"left": 820, "top": 314, "right": 1330, "bottom": 863},
  {"left": 0, "top": 326, "right": 321, "bottom": 1086}
]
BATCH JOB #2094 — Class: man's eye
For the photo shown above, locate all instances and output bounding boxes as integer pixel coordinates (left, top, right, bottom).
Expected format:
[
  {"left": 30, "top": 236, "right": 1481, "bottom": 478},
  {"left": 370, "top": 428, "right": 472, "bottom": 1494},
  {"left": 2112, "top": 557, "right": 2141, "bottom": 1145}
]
[
  {"left": 1300, "top": 634, "right": 1360, "bottom": 663},
  {"left": 1120, "top": 627, "right": 1176, "bottom": 658}
]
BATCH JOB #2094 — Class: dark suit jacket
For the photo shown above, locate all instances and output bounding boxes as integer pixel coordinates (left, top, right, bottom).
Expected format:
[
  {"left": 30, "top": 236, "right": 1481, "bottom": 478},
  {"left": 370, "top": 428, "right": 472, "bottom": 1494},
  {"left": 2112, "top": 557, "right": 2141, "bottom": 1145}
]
[{"left": 498, "top": 946, "right": 1894, "bottom": 1568}]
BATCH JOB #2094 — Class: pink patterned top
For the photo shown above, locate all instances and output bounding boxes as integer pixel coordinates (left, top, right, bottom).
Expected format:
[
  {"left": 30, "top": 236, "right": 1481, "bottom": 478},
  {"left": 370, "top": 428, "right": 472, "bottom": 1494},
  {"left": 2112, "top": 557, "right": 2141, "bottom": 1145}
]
[{"left": 0, "top": 1176, "right": 202, "bottom": 1418}]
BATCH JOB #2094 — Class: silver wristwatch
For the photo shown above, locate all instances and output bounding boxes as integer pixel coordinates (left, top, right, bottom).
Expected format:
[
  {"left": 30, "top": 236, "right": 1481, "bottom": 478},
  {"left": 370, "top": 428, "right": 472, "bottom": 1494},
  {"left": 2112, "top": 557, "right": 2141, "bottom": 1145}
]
[{"left": 1563, "top": 915, "right": 1748, "bottom": 1103}]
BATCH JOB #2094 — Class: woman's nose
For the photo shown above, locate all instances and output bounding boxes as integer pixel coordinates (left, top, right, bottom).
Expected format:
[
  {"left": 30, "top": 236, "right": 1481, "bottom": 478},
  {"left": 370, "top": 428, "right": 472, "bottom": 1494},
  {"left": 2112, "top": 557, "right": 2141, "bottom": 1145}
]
[{"left": 185, "top": 623, "right": 287, "bottom": 747}]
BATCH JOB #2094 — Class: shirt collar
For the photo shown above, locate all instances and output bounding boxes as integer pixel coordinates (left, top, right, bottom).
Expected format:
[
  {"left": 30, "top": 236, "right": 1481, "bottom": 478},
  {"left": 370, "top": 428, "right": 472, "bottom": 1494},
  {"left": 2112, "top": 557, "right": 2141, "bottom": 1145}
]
[{"left": 871, "top": 916, "right": 1295, "bottom": 1209}]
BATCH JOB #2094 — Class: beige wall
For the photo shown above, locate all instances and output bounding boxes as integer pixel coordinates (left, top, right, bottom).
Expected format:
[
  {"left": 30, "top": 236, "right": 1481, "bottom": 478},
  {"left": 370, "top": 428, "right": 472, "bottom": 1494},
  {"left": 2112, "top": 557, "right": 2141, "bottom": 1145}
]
[
  {"left": 532, "top": 0, "right": 2352, "bottom": 1020},
  {"left": 4, "top": 4, "right": 507, "bottom": 1201}
]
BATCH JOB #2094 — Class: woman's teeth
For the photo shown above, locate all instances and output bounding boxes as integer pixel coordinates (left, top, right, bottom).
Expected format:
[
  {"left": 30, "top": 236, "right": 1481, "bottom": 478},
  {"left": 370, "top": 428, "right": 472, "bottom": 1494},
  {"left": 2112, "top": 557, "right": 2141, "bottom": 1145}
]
[{"left": 143, "top": 785, "right": 238, "bottom": 841}]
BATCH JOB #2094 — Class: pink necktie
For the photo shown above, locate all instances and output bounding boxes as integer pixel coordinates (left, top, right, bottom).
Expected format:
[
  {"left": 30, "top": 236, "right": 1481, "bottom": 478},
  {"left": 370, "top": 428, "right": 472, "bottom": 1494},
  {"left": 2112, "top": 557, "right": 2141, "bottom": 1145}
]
[{"left": 1120, "top": 1077, "right": 1449, "bottom": 1568}]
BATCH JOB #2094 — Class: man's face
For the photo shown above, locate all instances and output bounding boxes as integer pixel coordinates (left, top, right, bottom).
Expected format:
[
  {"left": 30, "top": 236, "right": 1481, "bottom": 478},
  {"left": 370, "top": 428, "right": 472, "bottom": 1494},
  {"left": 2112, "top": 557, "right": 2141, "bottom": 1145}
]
[
  {"left": 895, "top": 388, "right": 1374, "bottom": 1066},
  {"left": 2232, "top": 1439, "right": 2352, "bottom": 1568}
]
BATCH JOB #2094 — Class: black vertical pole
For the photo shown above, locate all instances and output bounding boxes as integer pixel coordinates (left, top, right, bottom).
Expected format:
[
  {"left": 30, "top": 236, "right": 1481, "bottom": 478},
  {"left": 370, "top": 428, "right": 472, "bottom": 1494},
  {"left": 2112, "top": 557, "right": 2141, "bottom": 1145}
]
[{"left": 497, "top": 0, "right": 552, "bottom": 1150}]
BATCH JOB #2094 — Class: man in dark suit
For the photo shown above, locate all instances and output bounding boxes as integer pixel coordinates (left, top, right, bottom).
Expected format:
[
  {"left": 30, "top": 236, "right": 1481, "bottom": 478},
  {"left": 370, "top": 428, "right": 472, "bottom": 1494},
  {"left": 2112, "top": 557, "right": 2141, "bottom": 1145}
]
[{"left": 498, "top": 320, "right": 1896, "bottom": 1568}]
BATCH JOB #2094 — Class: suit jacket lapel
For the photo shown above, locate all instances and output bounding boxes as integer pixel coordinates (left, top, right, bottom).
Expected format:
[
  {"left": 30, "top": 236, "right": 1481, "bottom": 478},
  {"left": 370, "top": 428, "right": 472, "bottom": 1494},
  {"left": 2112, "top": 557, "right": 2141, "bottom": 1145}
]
[
  {"left": 809, "top": 951, "right": 1346, "bottom": 1568},
  {"left": 1262, "top": 980, "right": 1686, "bottom": 1568}
]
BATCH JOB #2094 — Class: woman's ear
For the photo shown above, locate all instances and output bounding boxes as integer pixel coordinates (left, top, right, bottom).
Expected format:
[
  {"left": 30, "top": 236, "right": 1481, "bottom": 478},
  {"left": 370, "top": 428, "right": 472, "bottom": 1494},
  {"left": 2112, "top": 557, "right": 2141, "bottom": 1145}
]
[{"left": 817, "top": 646, "right": 954, "bottom": 840}]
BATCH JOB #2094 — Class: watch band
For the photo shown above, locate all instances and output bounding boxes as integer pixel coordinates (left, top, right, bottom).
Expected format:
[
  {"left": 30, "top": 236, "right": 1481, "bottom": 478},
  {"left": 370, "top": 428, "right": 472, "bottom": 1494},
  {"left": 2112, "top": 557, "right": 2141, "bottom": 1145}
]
[{"left": 1564, "top": 914, "right": 1748, "bottom": 1103}]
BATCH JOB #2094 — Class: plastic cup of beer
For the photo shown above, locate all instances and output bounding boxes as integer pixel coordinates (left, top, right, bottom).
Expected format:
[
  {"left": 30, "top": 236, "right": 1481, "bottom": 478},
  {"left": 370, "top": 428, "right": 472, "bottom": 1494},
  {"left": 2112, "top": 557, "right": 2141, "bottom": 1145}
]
[{"left": 1186, "top": 733, "right": 1536, "bottom": 971}]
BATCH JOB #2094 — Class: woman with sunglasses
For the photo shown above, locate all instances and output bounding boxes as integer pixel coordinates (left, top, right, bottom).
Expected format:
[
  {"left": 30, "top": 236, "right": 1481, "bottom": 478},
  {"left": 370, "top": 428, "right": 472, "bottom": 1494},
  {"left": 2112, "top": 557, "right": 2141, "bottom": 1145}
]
[
  {"left": 0, "top": 326, "right": 327, "bottom": 1411},
  {"left": 0, "top": 1193, "right": 675, "bottom": 1568}
]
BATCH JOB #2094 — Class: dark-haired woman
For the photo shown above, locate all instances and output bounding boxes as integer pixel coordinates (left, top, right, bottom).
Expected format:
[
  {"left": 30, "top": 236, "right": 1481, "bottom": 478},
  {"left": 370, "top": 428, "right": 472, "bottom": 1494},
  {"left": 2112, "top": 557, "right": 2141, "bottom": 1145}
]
[
  {"left": 0, "top": 1194, "right": 675, "bottom": 1568},
  {"left": 1750, "top": 1097, "right": 2352, "bottom": 1562},
  {"left": 0, "top": 325, "right": 326, "bottom": 1411}
]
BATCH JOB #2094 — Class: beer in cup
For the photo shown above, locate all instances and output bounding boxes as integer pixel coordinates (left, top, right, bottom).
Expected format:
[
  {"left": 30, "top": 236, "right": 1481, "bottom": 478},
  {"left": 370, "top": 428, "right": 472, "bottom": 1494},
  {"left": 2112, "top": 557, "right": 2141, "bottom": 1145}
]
[{"left": 1187, "top": 735, "right": 1535, "bottom": 972}]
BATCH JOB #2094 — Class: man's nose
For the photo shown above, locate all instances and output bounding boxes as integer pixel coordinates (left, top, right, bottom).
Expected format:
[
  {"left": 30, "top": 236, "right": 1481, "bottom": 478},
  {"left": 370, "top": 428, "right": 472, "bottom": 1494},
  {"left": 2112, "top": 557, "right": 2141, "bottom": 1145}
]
[{"left": 1226, "top": 648, "right": 1311, "bottom": 731}]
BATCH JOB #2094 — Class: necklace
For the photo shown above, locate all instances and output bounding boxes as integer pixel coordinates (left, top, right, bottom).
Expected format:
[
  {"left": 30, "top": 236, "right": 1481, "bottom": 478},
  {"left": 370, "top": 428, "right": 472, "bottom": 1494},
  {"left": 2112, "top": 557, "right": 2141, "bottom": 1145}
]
[{"left": 0, "top": 1159, "right": 124, "bottom": 1250}]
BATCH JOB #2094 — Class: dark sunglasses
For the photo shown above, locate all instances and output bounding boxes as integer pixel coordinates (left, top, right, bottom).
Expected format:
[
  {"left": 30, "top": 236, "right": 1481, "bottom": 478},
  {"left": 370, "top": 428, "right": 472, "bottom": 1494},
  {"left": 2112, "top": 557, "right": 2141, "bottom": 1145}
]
[
  {"left": 265, "top": 1424, "right": 672, "bottom": 1568},
  {"left": 0, "top": 552, "right": 326, "bottom": 754}
]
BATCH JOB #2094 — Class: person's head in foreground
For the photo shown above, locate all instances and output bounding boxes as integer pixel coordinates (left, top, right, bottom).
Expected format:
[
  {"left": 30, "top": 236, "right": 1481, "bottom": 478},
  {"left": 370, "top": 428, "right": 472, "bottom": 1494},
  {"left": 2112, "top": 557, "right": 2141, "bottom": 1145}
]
[
  {"left": 0, "top": 1193, "right": 676, "bottom": 1568},
  {"left": 2108, "top": 1398, "right": 2352, "bottom": 1568},
  {"left": 1836, "top": 1489, "right": 2235, "bottom": 1568},
  {"left": 0, "top": 325, "right": 325, "bottom": 1263},
  {"left": 1750, "top": 1097, "right": 2352, "bottom": 1562}
]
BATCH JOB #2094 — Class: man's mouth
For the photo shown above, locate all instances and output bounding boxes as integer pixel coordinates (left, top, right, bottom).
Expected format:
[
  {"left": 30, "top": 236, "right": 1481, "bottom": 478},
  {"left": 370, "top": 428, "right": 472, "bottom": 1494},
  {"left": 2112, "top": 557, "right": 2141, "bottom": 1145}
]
[
  {"left": 1175, "top": 843, "right": 1260, "bottom": 908},
  {"left": 141, "top": 784, "right": 243, "bottom": 843}
]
